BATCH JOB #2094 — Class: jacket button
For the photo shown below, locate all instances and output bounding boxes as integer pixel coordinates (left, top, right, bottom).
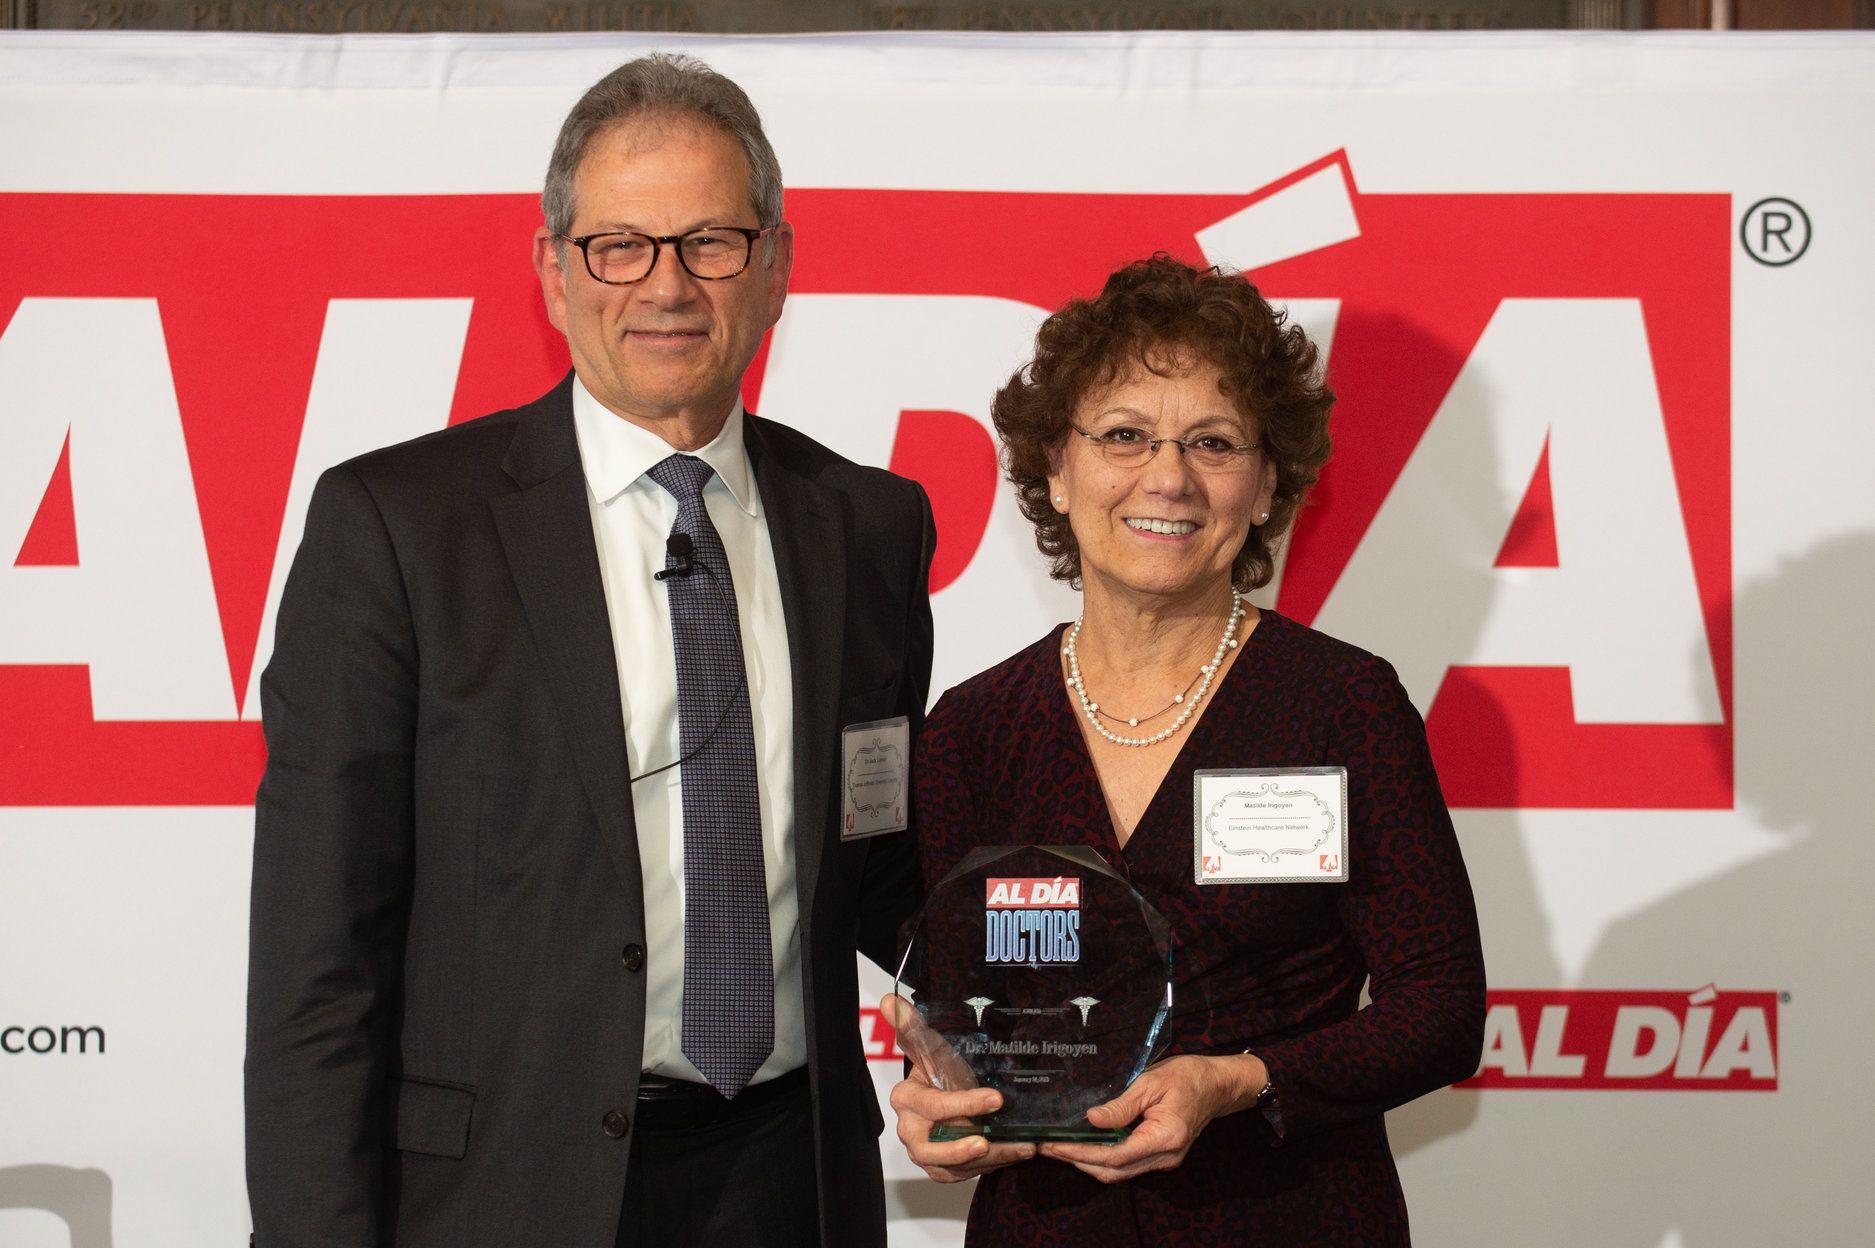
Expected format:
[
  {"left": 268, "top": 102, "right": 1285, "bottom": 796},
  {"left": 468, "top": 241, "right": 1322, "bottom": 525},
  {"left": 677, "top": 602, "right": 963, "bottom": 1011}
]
[
  {"left": 602, "top": 1109, "right": 630, "bottom": 1139},
  {"left": 621, "top": 943, "right": 645, "bottom": 972}
]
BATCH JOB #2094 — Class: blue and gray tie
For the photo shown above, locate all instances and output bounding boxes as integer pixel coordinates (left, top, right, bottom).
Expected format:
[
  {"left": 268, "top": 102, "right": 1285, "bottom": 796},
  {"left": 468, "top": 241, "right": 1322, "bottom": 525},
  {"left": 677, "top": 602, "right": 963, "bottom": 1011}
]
[{"left": 647, "top": 452, "right": 774, "bottom": 1098}]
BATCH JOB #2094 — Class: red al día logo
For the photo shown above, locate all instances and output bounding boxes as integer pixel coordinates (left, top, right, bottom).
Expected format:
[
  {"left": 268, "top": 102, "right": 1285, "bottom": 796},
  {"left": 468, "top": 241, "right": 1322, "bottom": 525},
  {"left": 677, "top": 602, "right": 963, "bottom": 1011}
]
[
  {"left": 983, "top": 876, "right": 1082, "bottom": 965},
  {"left": 0, "top": 153, "right": 1730, "bottom": 811},
  {"left": 1462, "top": 985, "right": 1778, "bottom": 1091}
]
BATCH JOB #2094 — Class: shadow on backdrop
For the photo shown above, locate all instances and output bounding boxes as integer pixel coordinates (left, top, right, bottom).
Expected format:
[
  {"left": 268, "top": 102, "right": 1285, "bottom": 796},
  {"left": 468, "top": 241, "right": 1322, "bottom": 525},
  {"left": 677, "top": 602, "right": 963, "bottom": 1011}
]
[
  {"left": 887, "top": 1176, "right": 976, "bottom": 1224},
  {"left": 0, "top": 1164, "right": 113, "bottom": 1248},
  {"left": 1571, "top": 530, "right": 1875, "bottom": 1247},
  {"left": 1294, "top": 308, "right": 1550, "bottom": 1160}
]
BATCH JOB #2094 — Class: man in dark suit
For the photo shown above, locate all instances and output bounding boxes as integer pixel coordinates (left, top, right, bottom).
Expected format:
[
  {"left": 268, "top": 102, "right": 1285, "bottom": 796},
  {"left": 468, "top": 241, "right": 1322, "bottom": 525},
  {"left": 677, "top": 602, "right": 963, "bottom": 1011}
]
[{"left": 245, "top": 54, "right": 933, "bottom": 1248}]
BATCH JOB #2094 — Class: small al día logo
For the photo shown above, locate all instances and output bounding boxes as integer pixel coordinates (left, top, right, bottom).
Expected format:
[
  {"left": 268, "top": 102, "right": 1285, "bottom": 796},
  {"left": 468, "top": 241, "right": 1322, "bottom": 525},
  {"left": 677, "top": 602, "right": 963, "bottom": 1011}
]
[
  {"left": 984, "top": 876, "right": 1081, "bottom": 965},
  {"left": 1461, "top": 985, "right": 1779, "bottom": 1090}
]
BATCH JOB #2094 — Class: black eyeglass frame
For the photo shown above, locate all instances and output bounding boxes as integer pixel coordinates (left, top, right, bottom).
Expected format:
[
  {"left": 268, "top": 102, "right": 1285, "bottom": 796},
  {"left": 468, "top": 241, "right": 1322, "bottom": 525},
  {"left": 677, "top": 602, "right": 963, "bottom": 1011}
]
[
  {"left": 558, "top": 226, "right": 777, "bottom": 285},
  {"left": 1069, "top": 424, "right": 1264, "bottom": 467}
]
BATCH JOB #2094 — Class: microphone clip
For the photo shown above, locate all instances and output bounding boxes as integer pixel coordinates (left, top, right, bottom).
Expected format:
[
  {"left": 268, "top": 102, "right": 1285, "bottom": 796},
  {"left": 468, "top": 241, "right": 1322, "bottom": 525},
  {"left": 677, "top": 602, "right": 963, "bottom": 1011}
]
[{"left": 654, "top": 532, "right": 696, "bottom": 581}]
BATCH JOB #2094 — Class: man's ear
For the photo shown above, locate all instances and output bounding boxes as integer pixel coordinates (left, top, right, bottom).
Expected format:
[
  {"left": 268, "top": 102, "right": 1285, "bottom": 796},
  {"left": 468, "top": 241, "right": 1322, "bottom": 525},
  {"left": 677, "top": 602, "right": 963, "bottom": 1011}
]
[
  {"left": 532, "top": 226, "right": 570, "bottom": 336},
  {"left": 764, "top": 221, "right": 795, "bottom": 328}
]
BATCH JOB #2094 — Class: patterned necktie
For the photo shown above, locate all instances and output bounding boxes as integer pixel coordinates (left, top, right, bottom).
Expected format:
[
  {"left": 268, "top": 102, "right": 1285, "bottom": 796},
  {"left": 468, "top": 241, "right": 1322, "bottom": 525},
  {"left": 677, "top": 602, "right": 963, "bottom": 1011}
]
[{"left": 646, "top": 453, "right": 774, "bottom": 1098}]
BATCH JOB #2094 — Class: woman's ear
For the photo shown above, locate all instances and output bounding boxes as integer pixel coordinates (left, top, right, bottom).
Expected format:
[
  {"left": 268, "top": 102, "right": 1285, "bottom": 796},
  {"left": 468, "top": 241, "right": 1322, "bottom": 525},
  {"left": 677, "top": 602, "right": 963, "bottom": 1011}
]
[
  {"left": 1255, "top": 454, "right": 1277, "bottom": 524},
  {"left": 1046, "top": 443, "right": 1069, "bottom": 513}
]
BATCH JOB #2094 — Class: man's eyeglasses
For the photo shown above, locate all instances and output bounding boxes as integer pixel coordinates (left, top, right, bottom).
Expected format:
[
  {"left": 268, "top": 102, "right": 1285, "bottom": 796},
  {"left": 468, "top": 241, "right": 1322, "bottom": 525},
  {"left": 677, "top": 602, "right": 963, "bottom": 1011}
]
[
  {"left": 559, "top": 226, "right": 777, "bottom": 285},
  {"left": 1071, "top": 425, "right": 1263, "bottom": 472}
]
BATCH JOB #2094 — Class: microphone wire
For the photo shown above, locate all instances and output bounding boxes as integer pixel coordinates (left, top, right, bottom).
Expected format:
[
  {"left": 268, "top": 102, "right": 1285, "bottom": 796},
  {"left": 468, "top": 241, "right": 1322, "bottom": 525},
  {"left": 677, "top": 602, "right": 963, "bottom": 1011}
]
[{"left": 631, "top": 538, "right": 753, "bottom": 786}]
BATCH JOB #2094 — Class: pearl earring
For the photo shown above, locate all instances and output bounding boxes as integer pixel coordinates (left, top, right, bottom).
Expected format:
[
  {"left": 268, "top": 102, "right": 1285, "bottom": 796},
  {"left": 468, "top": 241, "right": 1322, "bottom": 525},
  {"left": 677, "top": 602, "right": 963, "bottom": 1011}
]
[
  {"left": 1055, "top": 495, "right": 1065, "bottom": 504},
  {"left": 1258, "top": 511, "right": 1270, "bottom": 523}
]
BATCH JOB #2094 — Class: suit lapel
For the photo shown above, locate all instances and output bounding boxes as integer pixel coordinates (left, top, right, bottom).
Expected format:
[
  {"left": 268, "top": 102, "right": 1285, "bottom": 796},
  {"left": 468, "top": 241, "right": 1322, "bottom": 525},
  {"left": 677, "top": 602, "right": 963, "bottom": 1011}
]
[
  {"left": 748, "top": 416, "right": 846, "bottom": 929},
  {"left": 490, "top": 378, "right": 645, "bottom": 906}
]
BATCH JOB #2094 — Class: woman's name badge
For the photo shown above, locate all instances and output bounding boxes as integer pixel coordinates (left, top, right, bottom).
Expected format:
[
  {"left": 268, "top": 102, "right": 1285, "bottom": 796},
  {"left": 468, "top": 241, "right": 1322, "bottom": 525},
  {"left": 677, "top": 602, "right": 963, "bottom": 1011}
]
[
  {"left": 1193, "top": 767, "right": 1349, "bottom": 884},
  {"left": 841, "top": 716, "right": 910, "bottom": 840}
]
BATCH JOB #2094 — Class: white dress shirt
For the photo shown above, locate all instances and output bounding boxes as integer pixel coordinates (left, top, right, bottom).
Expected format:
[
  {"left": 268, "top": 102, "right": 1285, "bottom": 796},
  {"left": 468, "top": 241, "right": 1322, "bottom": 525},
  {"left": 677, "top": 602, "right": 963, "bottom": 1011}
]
[{"left": 570, "top": 378, "right": 803, "bottom": 1085}]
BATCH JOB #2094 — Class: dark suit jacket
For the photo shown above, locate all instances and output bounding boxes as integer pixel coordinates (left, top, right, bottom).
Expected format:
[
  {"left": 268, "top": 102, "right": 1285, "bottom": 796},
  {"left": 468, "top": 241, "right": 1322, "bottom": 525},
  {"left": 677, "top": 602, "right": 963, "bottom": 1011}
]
[{"left": 246, "top": 374, "right": 935, "bottom": 1248}]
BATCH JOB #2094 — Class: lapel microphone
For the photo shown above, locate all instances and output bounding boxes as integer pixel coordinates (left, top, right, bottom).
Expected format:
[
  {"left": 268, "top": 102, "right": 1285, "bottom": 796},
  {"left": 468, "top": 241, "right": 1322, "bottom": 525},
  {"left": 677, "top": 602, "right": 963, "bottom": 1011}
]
[
  {"left": 635, "top": 528, "right": 745, "bottom": 786},
  {"left": 654, "top": 532, "right": 696, "bottom": 580}
]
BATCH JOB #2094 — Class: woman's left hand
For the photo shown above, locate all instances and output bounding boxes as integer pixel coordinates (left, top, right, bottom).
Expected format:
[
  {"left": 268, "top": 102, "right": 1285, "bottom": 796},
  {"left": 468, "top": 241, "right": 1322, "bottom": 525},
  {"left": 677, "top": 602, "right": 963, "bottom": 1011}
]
[{"left": 1039, "top": 1053, "right": 1268, "bottom": 1184}]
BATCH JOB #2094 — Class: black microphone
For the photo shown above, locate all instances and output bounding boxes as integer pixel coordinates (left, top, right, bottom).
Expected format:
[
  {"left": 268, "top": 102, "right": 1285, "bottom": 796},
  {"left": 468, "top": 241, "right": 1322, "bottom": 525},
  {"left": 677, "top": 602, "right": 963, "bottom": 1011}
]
[
  {"left": 654, "top": 532, "right": 695, "bottom": 580},
  {"left": 633, "top": 528, "right": 747, "bottom": 786}
]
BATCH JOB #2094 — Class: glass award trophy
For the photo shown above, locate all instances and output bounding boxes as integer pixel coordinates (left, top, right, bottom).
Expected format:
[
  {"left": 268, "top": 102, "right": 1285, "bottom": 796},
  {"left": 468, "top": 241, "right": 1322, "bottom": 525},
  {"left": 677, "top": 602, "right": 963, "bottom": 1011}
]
[{"left": 891, "top": 844, "right": 1173, "bottom": 1143}]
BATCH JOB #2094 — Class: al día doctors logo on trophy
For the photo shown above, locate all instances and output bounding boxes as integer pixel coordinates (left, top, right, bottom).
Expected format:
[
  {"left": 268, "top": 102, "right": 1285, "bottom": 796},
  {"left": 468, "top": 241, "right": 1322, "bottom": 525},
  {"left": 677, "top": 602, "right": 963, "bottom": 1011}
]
[
  {"left": 983, "top": 876, "right": 1083, "bottom": 966},
  {"left": 893, "top": 845, "right": 1171, "bottom": 1141}
]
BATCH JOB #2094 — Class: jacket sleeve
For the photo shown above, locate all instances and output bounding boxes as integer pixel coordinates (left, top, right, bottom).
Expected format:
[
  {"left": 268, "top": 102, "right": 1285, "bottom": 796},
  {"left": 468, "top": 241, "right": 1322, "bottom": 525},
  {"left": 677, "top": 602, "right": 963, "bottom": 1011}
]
[
  {"left": 1251, "top": 658, "right": 1487, "bottom": 1143},
  {"left": 246, "top": 463, "right": 418, "bottom": 1247},
  {"left": 853, "top": 481, "right": 937, "bottom": 976}
]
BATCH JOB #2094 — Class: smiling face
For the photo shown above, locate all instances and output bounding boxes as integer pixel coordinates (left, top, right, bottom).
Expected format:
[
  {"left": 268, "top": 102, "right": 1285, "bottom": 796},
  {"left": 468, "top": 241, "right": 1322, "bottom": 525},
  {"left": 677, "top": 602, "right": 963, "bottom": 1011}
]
[
  {"left": 1047, "top": 358, "right": 1277, "bottom": 609},
  {"left": 532, "top": 114, "right": 793, "bottom": 447}
]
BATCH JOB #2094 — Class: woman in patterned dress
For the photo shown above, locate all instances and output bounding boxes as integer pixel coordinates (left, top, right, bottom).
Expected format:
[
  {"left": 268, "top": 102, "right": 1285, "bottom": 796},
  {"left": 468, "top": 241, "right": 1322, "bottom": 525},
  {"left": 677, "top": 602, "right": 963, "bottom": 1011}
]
[{"left": 883, "top": 255, "right": 1486, "bottom": 1246}]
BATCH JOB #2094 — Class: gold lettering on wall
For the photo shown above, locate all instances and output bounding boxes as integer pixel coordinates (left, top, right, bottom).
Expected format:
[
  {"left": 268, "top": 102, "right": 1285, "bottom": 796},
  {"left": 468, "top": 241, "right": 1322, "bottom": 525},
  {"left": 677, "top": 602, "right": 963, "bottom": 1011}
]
[
  {"left": 856, "top": 2, "right": 1514, "bottom": 25},
  {"left": 541, "top": 1, "right": 695, "bottom": 27},
  {"left": 103, "top": 0, "right": 1525, "bottom": 30},
  {"left": 184, "top": 0, "right": 515, "bottom": 26}
]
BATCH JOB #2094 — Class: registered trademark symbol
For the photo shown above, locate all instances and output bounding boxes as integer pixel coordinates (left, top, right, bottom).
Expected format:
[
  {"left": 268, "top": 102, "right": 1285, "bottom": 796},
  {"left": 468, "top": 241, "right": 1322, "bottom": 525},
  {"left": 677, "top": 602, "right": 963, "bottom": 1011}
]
[
  {"left": 1740, "top": 198, "right": 1811, "bottom": 266},
  {"left": 1779, "top": 991, "right": 1792, "bottom": 1004}
]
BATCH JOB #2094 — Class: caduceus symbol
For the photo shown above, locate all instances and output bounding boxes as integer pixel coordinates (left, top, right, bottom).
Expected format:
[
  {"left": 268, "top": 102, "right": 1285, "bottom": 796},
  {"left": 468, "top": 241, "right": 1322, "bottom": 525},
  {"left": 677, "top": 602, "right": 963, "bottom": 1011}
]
[
  {"left": 966, "top": 997, "right": 993, "bottom": 1025},
  {"left": 1070, "top": 996, "right": 1099, "bottom": 1025}
]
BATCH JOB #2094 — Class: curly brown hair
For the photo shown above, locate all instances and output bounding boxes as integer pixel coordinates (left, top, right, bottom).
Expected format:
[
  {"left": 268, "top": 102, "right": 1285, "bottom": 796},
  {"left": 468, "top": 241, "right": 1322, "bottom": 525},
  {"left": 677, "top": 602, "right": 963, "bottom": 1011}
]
[{"left": 991, "top": 254, "right": 1335, "bottom": 592}]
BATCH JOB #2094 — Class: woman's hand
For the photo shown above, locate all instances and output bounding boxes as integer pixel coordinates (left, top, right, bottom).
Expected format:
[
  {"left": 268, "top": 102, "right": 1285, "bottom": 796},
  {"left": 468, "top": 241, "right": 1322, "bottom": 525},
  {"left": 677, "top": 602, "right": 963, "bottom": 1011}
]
[
  {"left": 887, "top": 1069, "right": 1037, "bottom": 1182},
  {"left": 1039, "top": 1053, "right": 1268, "bottom": 1184},
  {"left": 881, "top": 994, "right": 1036, "bottom": 1182}
]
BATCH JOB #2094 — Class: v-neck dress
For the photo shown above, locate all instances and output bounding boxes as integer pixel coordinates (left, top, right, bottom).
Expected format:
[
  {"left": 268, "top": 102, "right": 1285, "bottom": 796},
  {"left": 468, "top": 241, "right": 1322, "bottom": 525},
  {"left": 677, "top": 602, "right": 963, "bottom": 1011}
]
[{"left": 912, "top": 610, "right": 1486, "bottom": 1247}]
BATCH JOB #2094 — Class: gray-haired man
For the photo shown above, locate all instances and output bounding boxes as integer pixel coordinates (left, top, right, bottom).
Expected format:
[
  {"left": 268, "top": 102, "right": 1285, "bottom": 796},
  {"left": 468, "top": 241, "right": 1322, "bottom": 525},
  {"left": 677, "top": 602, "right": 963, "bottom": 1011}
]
[{"left": 246, "top": 54, "right": 933, "bottom": 1247}]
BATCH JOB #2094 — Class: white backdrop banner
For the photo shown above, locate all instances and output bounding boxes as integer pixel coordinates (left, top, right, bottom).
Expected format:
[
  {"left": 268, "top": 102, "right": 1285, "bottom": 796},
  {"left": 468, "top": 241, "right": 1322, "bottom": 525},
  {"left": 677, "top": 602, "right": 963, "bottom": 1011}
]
[{"left": 2, "top": 29, "right": 1873, "bottom": 1248}]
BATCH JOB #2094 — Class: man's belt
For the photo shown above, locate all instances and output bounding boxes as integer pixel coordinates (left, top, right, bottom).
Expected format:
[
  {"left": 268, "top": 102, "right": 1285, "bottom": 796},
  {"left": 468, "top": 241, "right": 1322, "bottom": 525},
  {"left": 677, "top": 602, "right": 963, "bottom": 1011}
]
[{"left": 633, "top": 1065, "right": 809, "bottom": 1133}]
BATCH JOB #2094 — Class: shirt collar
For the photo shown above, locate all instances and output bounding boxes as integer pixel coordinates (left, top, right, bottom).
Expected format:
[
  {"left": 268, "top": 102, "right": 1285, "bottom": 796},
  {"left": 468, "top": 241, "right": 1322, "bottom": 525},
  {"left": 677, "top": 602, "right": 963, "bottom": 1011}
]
[{"left": 570, "top": 375, "right": 757, "bottom": 516}]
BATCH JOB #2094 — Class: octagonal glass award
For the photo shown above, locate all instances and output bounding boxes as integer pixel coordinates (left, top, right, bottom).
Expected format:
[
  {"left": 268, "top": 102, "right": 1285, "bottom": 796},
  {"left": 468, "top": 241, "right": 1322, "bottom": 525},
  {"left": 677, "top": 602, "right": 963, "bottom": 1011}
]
[{"left": 891, "top": 844, "right": 1173, "bottom": 1143}]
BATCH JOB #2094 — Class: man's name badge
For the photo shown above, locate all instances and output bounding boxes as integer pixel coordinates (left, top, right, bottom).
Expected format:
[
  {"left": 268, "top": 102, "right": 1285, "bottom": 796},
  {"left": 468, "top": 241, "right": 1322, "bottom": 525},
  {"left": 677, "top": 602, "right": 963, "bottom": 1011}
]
[
  {"left": 841, "top": 716, "right": 910, "bottom": 840},
  {"left": 1193, "top": 767, "right": 1349, "bottom": 884}
]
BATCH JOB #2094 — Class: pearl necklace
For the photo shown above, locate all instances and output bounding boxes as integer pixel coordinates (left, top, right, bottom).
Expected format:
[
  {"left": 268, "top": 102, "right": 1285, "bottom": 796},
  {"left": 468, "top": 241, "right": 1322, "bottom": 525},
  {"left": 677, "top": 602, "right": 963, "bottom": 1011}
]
[{"left": 1063, "top": 591, "right": 1245, "bottom": 747}]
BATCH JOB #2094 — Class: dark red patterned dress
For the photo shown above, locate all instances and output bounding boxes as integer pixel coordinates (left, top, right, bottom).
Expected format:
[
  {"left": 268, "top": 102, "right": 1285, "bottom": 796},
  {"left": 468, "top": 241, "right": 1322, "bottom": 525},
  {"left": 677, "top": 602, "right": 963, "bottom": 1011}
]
[{"left": 913, "top": 610, "right": 1486, "bottom": 1247}]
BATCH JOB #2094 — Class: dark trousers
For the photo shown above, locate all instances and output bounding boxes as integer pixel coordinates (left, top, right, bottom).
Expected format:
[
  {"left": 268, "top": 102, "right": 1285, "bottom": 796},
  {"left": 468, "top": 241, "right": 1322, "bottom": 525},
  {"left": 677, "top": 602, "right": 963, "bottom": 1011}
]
[{"left": 617, "top": 1076, "right": 821, "bottom": 1248}]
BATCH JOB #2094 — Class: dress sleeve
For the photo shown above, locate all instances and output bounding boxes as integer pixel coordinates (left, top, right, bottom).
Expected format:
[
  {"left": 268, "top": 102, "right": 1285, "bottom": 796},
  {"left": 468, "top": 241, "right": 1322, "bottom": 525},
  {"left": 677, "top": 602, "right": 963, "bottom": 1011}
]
[{"left": 1251, "top": 656, "right": 1487, "bottom": 1142}]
